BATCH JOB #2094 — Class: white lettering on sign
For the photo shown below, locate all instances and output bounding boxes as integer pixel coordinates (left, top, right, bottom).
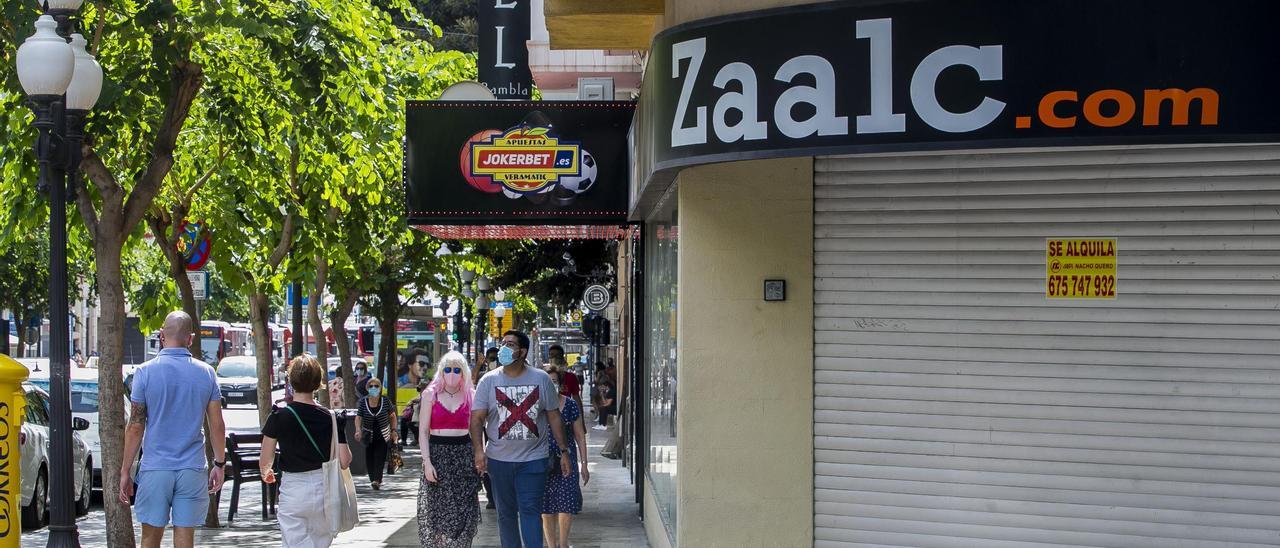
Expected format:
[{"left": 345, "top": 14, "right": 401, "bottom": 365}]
[
  {"left": 671, "top": 38, "right": 707, "bottom": 147},
  {"left": 494, "top": 26, "right": 515, "bottom": 69},
  {"left": 910, "top": 45, "right": 1006, "bottom": 132},
  {"left": 481, "top": 153, "right": 552, "bottom": 166},
  {"left": 668, "top": 18, "right": 1007, "bottom": 146}
]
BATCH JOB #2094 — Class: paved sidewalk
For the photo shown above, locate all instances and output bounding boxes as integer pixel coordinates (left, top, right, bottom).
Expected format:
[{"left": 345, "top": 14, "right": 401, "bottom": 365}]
[
  {"left": 385, "top": 427, "right": 649, "bottom": 547},
  {"left": 25, "top": 426, "right": 648, "bottom": 546}
]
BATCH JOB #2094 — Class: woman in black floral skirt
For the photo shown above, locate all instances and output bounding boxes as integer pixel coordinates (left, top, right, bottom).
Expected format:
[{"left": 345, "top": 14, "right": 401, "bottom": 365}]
[{"left": 417, "top": 351, "right": 481, "bottom": 547}]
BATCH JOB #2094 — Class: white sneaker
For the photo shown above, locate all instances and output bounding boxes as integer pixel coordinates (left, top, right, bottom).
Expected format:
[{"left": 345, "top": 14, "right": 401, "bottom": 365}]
[{"left": 592, "top": 425, "right": 608, "bottom": 431}]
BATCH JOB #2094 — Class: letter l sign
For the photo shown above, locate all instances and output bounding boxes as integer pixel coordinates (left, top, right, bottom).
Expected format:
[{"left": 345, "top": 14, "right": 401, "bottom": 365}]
[{"left": 495, "top": 26, "right": 515, "bottom": 69}]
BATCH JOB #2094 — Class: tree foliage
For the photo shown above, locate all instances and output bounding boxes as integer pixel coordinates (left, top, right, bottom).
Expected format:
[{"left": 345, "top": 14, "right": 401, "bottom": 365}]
[{"left": 1, "top": 0, "right": 477, "bottom": 541}]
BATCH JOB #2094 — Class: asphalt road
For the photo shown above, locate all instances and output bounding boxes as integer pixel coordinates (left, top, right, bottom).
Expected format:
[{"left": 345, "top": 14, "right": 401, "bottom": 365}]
[{"left": 21, "top": 388, "right": 286, "bottom": 544}]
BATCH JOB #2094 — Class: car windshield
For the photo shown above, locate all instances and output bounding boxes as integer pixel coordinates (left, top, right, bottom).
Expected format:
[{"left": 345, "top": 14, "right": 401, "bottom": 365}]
[
  {"left": 200, "top": 339, "right": 221, "bottom": 363},
  {"left": 217, "top": 361, "right": 256, "bottom": 378},
  {"left": 29, "top": 380, "right": 99, "bottom": 413}
]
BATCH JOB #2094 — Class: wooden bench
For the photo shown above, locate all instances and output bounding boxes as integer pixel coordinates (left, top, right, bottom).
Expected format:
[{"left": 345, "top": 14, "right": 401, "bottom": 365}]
[{"left": 225, "top": 433, "right": 278, "bottom": 521}]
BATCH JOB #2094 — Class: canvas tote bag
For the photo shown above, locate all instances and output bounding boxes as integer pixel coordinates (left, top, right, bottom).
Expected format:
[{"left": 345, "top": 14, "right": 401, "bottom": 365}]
[{"left": 286, "top": 406, "right": 360, "bottom": 533}]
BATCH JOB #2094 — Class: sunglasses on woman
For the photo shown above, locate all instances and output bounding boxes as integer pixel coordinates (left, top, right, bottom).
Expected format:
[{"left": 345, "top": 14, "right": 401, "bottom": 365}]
[{"left": 443, "top": 367, "right": 462, "bottom": 374}]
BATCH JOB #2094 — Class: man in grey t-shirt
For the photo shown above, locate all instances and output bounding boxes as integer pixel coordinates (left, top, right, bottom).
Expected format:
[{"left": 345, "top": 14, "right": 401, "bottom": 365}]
[{"left": 472, "top": 330, "right": 571, "bottom": 548}]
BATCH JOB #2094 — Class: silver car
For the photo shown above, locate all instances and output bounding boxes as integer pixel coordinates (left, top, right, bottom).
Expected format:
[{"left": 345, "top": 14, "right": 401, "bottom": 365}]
[{"left": 19, "top": 383, "right": 94, "bottom": 529}]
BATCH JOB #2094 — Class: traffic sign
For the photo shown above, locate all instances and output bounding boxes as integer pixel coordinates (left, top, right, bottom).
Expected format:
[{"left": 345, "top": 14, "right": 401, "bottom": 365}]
[
  {"left": 187, "top": 271, "right": 209, "bottom": 300},
  {"left": 583, "top": 284, "right": 610, "bottom": 311}
]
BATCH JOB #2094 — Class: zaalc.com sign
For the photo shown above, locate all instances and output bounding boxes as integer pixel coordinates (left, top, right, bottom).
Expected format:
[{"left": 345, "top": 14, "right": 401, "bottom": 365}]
[{"left": 632, "top": 0, "right": 1280, "bottom": 186}]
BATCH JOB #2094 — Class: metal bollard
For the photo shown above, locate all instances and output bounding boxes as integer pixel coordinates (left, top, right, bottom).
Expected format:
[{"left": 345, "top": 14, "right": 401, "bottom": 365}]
[{"left": 0, "top": 355, "right": 29, "bottom": 544}]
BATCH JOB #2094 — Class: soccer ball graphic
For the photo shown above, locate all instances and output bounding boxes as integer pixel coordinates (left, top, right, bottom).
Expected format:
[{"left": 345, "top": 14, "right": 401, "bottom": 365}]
[{"left": 558, "top": 150, "right": 598, "bottom": 194}]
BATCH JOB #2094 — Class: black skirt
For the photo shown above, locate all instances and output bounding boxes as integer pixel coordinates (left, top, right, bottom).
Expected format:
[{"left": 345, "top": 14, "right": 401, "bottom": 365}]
[{"left": 418, "top": 437, "right": 481, "bottom": 548}]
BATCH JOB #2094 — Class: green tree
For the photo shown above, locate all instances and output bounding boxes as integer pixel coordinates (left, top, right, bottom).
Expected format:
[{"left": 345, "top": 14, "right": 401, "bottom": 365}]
[
  {"left": 0, "top": 229, "right": 88, "bottom": 356},
  {"left": 1, "top": 0, "right": 470, "bottom": 541}
]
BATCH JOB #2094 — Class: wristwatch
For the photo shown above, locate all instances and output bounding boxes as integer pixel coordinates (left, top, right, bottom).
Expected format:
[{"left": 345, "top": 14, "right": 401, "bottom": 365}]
[
  {"left": 213, "top": 459, "right": 226, "bottom": 468},
  {"left": 559, "top": 449, "right": 570, "bottom": 455}
]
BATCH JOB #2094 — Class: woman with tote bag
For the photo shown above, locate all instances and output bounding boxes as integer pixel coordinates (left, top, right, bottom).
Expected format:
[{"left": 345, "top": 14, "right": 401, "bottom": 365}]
[{"left": 261, "top": 355, "right": 356, "bottom": 547}]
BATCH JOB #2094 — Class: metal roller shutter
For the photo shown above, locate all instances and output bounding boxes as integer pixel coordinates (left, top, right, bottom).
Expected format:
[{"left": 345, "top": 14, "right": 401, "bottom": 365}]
[{"left": 813, "top": 144, "right": 1280, "bottom": 547}]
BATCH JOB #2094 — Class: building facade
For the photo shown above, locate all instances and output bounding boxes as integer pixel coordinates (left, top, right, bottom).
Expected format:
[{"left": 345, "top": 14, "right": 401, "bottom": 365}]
[{"left": 547, "top": 0, "right": 1280, "bottom": 546}]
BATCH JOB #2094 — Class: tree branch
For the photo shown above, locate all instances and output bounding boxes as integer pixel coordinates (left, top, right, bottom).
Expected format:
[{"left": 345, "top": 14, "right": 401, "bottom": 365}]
[
  {"left": 121, "top": 58, "right": 204, "bottom": 234},
  {"left": 266, "top": 142, "right": 301, "bottom": 270},
  {"left": 184, "top": 145, "right": 230, "bottom": 202},
  {"left": 90, "top": 0, "right": 106, "bottom": 54},
  {"left": 72, "top": 174, "right": 99, "bottom": 241}
]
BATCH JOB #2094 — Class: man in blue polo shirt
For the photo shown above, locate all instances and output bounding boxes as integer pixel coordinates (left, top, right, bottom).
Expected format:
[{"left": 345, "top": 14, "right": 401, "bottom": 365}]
[{"left": 119, "top": 311, "right": 226, "bottom": 548}]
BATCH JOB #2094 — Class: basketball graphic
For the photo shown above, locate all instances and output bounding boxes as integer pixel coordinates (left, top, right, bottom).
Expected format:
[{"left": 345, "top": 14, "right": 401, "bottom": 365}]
[{"left": 459, "top": 129, "right": 504, "bottom": 193}]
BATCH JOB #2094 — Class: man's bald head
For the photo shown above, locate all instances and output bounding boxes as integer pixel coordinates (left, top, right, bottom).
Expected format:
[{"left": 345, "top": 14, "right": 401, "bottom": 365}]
[{"left": 161, "top": 311, "right": 194, "bottom": 349}]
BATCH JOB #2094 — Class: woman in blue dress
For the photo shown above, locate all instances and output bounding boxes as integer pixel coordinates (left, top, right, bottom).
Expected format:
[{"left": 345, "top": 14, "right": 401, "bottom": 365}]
[{"left": 541, "top": 366, "right": 590, "bottom": 548}]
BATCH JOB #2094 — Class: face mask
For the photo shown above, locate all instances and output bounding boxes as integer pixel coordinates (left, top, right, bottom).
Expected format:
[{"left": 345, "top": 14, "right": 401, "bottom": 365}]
[
  {"left": 356, "top": 369, "right": 366, "bottom": 377},
  {"left": 368, "top": 387, "right": 381, "bottom": 398},
  {"left": 498, "top": 345, "right": 517, "bottom": 366},
  {"left": 551, "top": 381, "right": 562, "bottom": 393}
]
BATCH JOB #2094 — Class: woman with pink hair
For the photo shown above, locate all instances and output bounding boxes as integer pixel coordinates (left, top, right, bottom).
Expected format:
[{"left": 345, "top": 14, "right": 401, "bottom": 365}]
[{"left": 416, "top": 351, "right": 481, "bottom": 547}]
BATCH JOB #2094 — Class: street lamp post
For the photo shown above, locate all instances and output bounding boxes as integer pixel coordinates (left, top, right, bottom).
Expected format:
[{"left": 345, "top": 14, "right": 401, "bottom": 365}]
[
  {"left": 17, "top": 2, "right": 101, "bottom": 545},
  {"left": 475, "top": 293, "right": 490, "bottom": 368}
]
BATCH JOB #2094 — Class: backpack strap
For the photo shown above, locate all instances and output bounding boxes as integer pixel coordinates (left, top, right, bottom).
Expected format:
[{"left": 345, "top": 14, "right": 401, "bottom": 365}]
[{"left": 283, "top": 405, "right": 326, "bottom": 460}]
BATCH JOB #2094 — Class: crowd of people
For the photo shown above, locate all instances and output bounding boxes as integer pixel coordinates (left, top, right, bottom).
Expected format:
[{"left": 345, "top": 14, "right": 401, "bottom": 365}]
[{"left": 120, "top": 309, "right": 611, "bottom": 548}]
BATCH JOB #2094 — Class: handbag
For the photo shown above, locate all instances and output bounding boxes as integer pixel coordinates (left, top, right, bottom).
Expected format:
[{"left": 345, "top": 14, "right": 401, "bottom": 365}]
[
  {"left": 387, "top": 445, "right": 404, "bottom": 474},
  {"left": 286, "top": 406, "right": 360, "bottom": 533}
]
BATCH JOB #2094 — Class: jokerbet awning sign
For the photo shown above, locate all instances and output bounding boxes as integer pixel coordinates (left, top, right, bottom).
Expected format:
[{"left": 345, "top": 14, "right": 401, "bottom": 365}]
[{"left": 404, "top": 101, "right": 634, "bottom": 225}]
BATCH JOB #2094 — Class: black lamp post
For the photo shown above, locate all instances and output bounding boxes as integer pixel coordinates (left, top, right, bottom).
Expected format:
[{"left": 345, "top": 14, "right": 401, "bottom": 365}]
[{"left": 16, "top": 2, "right": 102, "bottom": 546}]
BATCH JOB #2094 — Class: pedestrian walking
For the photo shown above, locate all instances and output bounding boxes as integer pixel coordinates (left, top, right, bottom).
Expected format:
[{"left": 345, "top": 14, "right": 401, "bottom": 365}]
[
  {"left": 259, "top": 354, "right": 353, "bottom": 548},
  {"left": 355, "top": 376, "right": 398, "bottom": 490},
  {"left": 471, "top": 330, "right": 573, "bottom": 548},
  {"left": 354, "top": 362, "right": 371, "bottom": 398},
  {"left": 119, "top": 311, "right": 226, "bottom": 548},
  {"left": 477, "top": 346, "right": 500, "bottom": 509},
  {"left": 417, "top": 351, "right": 482, "bottom": 547},
  {"left": 541, "top": 366, "right": 590, "bottom": 548}
]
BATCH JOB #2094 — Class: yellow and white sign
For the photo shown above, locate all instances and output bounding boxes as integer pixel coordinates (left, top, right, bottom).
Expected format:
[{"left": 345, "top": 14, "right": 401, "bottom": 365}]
[{"left": 1046, "top": 238, "right": 1117, "bottom": 299}]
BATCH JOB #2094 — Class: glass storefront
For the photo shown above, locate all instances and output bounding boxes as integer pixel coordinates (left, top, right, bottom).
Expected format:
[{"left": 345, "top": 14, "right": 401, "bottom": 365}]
[{"left": 645, "top": 192, "right": 678, "bottom": 539}]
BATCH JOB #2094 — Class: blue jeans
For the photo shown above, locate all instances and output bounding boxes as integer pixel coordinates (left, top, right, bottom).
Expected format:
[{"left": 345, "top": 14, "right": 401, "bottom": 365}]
[{"left": 487, "top": 457, "right": 551, "bottom": 547}]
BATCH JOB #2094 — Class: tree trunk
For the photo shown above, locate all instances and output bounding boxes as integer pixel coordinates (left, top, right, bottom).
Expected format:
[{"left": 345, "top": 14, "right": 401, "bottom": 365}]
[
  {"left": 307, "top": 252, "right": 329, "bottom": 407},
  {"left": 13, "top": 311, "right": 27, "bottom": 358},
  {"left": 249, "top": 293, "right": 275, "bottom": 427},
  {"left": 95, "top": 235, "right": 136, "bottom": 547},
  {"left": 377, "top": 288, "right": 401, "bottom": 408},
  {"left": 152, "top": 217, "right": 221, "bottom": 528},
  {"left": 330, "top": 289, "right": 360, "bottom": 408}
]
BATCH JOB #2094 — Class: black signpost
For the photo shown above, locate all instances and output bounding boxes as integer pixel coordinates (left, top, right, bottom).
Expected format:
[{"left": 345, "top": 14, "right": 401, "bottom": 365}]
[{"left": 478, "top": 0, "right": 532, "bottom": 99}]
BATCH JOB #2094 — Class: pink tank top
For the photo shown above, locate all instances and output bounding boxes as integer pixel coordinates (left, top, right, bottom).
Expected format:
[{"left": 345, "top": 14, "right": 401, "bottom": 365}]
[{"left": 430, "top": 399, "right": 470, "bottom": 430}]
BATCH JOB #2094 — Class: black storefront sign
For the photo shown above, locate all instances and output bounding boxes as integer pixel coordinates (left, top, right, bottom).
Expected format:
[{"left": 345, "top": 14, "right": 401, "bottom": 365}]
[
  {"left": 404, "top": 101, "right": 635, "bottom": 224},
  {"left": 635, "top": 0, "right": 1280, "bottom": 178},
  {"left": 478, "top": 0, "right": 532, "bottom": 99}
]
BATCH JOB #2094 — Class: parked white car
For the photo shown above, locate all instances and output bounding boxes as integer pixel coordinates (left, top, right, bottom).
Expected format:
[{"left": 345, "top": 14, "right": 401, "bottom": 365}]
[
  {"left": 19, "top": 383, "right": 94, "bottom": 528},
  {"left": 24, "top": 364, "right": 128, "bottom": 491}
]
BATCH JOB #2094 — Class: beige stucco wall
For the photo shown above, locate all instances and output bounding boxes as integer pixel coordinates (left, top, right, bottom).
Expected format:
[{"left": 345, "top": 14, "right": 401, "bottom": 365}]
[{"left": 674, "top": 157, "right": 815, "bottom": 547}]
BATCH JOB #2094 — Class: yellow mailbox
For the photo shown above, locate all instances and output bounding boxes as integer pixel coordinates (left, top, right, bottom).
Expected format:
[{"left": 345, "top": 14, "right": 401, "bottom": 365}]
[{"left": 0, "top": 355, "right": 27, "bottom": 544}]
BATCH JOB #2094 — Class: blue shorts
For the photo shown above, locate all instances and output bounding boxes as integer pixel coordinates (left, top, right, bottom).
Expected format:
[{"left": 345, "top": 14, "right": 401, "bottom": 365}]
[{"left": 135, "top": 469, "right": 208, "bottom": 528}]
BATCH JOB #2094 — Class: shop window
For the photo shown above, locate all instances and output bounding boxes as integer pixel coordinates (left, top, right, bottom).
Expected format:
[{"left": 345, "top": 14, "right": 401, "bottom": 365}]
[{"left": 645, "top": 193, "right": 678, "bottom": 539}]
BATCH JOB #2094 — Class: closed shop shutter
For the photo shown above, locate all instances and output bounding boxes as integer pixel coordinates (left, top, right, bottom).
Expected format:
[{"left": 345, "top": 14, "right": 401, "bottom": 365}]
[{"left": 813, "top": 145, "right": 1280, "bottom": 547}]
